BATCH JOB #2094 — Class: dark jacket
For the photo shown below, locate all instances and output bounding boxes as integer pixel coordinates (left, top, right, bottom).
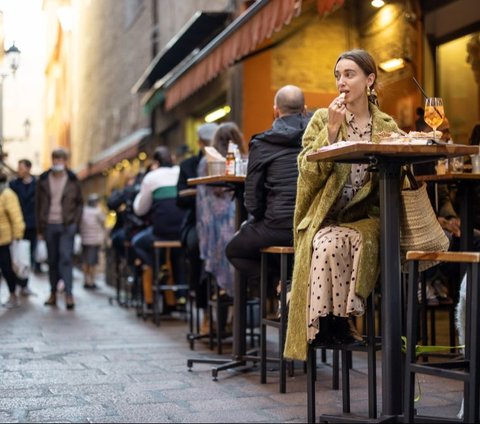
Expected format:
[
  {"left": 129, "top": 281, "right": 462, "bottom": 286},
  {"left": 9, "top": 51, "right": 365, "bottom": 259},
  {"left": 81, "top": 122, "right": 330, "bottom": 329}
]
[
  {"left": 35, "top": 169, "right": 83, "bottom": 235},
  {"left": 176, "top": 152, "right": 202, "bottom": 241},
  {"left": 245, "top": 112, "right": 311, "bottom": 229},
  {"left": 9, "top": 177, "right": 36, "bottom": 230}
]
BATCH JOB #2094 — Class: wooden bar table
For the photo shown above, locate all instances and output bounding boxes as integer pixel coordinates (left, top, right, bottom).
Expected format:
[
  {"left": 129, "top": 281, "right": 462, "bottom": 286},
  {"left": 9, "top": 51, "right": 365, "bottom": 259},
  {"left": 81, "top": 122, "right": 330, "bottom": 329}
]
[
  {"left": 306, "top": 142, "right": 478, "bottom": 422},
  {"left": 186, "top": 174, "right": 257, "bottom": 380}
]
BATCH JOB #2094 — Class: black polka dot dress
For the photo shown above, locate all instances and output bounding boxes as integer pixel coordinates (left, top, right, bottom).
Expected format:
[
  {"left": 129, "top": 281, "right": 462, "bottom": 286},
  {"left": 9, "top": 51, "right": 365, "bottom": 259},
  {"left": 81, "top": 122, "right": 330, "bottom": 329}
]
[{"left": 306, "top": 112, "right": 373, "bottom": 343}]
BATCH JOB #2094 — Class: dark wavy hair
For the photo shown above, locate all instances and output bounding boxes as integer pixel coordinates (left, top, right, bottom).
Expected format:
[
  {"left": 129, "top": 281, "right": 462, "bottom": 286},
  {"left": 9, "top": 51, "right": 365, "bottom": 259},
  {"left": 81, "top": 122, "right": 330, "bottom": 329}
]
[
  {"left": 470, "top": 124, "right": 480, "bottom": 146},
  {"left": 334, "top": 49, "right": 379, "bottom": 105},
  {"left": 212, "top": 122, "right": 246, "bottom": 156}
]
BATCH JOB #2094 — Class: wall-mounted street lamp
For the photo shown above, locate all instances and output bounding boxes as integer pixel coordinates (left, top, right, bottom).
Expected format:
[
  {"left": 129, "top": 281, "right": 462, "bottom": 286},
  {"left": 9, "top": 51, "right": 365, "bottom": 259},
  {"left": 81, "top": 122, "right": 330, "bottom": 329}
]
[
  {"left": 0, "top": 41, "right": 21, "bottom": 161},
  {"left": 4, "top": 42, "right": 21, "bottom": 76}
]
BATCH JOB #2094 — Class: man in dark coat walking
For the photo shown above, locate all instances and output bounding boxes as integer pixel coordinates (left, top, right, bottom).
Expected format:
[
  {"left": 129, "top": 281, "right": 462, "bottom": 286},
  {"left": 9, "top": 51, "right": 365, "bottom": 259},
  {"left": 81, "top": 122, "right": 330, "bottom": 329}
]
[{"left": 36, "top": 148, "right": 83, "bottom": 309}]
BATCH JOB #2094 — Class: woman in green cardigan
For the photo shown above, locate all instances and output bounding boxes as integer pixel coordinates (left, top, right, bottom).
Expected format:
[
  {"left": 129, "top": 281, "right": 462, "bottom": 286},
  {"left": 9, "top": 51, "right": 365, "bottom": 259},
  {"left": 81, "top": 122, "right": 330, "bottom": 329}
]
[{"left": 284, "top": 50, "right": 400, "bottom": 362}]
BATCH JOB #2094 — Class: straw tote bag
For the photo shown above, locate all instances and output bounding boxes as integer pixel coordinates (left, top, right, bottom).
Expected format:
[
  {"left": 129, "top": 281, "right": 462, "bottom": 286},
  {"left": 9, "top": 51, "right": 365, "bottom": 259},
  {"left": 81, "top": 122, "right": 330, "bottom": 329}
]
[{"left": 399, "top": 166, "right": 450, "bottom": 272}]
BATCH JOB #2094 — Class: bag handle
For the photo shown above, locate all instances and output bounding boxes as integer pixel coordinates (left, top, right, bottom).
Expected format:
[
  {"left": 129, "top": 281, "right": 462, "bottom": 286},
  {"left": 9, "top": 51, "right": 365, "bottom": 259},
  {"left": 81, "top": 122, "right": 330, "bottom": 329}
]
[{"left": 400, "top": 164, "right": 420, "bottom": 190}]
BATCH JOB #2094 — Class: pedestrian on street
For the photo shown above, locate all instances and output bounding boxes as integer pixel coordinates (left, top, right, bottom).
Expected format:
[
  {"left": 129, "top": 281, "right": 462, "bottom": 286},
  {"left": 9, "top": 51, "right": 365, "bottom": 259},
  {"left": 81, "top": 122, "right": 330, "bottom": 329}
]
[
  {"left": 0, "top": 171, "right": 25, "bottom": 308},
  {"left": 80, "top": 193, "right": 105, "bottom": 289},
  {"left": 9, "top": 158, "right": 40, "bottom": 296},
  {"left": 35, "top": 148, "right": 83, "bottom": 310}
]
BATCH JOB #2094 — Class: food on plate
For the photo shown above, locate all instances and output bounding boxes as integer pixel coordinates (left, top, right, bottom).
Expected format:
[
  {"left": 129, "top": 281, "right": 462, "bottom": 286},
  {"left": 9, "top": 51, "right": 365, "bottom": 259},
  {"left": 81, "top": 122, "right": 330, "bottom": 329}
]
[{"left": 377, "top": 130, "right": 443, "bottom": 142}]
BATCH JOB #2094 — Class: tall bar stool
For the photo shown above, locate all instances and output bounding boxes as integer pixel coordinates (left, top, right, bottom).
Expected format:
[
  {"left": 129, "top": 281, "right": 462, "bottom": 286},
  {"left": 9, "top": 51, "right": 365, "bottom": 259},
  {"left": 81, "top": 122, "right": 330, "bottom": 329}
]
[
  {"left": 109, "top": 240, "right": 137, "bottom": 308},
  {"left": 404, "top": 250, "right": 480, "bottom": 423},
  {"left": 207, "top": 275, "right": 234, "bottom": 354},
  {"left": 418, "top": 273, "right": 457, "bottom": 358},
  {"left": 152, "top": 240, "right": 189, "bottom": 326},
  {"left": 260, "top": 246, "right": 295, "bottom": 393},
  {"left": 307, "top": 292, "right": 381, "bottom": 423}
]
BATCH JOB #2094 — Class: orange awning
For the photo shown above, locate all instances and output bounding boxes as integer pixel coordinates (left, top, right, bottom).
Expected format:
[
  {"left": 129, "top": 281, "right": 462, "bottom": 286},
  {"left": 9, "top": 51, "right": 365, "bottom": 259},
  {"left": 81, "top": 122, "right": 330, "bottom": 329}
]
[{"left": 164, "top": 0, "right": 302, "bottom": 111}]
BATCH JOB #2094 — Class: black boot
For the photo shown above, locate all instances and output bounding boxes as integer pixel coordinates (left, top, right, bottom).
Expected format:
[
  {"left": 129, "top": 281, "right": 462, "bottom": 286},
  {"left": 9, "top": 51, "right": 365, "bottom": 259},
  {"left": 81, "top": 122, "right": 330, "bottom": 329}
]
[
  {"left": 332, "top": 316, "right": 364, "bottom": 346},
  {"left": 312, "top": 315, "right": 334, "bottom": 346}
]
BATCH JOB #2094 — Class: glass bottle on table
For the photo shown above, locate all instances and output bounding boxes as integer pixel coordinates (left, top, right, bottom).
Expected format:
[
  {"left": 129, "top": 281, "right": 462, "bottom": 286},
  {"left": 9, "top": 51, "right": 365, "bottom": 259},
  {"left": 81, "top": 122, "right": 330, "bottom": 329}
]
[
  {"left": 225, "top": 141, "right": 236, "bottom": 176},
  {"left": 424, "top": 97, "right": 445, "bottom": 141}
]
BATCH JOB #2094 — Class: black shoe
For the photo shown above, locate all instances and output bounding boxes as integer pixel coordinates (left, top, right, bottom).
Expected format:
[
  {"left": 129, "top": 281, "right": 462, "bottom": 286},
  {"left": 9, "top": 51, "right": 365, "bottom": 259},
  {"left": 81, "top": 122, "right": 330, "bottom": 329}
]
[
  {"left": 44, "top": 293, "right": 57, "bottom": 306},
  {"left": 83, "top": 283, "right": 97, "bottom": 290},
  {"left": 331, "top": 317, "right": 365, "bottom": 346},
  {"left": 311, "top": 316, "right": 334, "bottom": 346},
  {"left": 66, "top": 295, "right": 75, "bottom": 310}
]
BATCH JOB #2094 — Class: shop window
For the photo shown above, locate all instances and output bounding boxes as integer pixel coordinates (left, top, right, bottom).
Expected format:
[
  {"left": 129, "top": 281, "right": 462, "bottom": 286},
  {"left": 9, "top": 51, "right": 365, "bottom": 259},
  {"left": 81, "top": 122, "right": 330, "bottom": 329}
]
[{"left": 438, "top": 33, "right": 480, "bottom": 143}]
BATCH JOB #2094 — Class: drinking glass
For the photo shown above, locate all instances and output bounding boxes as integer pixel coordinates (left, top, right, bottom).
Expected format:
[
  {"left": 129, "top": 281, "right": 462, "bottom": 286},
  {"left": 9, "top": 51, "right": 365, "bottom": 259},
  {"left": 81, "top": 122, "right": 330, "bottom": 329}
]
[{"left": 424, "top": 97, "right": 445, "bottom": 140}]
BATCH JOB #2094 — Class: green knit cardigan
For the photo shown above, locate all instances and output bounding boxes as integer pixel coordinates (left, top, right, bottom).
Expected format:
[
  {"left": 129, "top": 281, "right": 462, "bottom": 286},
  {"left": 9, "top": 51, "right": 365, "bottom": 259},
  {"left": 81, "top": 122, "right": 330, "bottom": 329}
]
[{"left": 284, "top": 103, "right": 399, "bottom": 361}]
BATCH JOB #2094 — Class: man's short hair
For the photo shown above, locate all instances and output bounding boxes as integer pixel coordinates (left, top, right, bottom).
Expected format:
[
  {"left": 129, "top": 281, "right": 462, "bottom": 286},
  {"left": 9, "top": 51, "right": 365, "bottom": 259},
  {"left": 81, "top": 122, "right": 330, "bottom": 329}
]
[
  {"left": 197, "top": 123, "right": 219, "bottom": 143},
  {"left": 153, "top": 146, "right": 173, "bottom": 166},
  {"left": 18, "top": 159, "right": 32, "bottom": 168},
  {"left": 274, "top": 85, "right": 305, "bottom": 115},
  {"left": 51, "top": 148, "right": 69, "bottom": 160}
]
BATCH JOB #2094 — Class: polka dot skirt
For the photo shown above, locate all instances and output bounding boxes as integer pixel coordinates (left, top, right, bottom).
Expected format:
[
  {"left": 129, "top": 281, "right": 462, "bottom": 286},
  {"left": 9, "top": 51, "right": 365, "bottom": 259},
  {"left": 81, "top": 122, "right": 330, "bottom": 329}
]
[{"left": 306, "top": 225, "right": 365, "bottom": 343}]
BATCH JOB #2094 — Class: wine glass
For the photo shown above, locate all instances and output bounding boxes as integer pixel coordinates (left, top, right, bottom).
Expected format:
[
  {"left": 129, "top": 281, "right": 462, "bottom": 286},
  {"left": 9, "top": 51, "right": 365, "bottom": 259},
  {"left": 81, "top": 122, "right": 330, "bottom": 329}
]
[{"left": 424, "top": 97, "right": 445, "bottom": 141}]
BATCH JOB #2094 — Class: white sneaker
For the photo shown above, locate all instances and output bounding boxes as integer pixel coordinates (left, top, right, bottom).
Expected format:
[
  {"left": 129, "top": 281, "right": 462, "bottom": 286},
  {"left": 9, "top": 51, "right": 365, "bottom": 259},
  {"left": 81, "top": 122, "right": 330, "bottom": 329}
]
[{"left": 3, "top": 295, "right": 20, "bottom": 309}]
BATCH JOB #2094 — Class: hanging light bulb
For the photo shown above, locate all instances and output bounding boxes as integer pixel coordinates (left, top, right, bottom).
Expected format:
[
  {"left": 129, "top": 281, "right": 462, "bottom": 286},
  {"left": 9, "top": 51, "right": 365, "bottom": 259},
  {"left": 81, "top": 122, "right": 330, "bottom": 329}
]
[{"left": 371, "top": 0, "right": 385, "bottom": 8}]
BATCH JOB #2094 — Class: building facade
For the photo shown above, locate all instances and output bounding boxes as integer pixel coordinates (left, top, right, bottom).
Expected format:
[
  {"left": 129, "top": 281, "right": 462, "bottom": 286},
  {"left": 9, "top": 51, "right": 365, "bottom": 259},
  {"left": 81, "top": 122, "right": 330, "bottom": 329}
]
[{"left": 43, "top": 0, "right": 480, "bottom": 194}]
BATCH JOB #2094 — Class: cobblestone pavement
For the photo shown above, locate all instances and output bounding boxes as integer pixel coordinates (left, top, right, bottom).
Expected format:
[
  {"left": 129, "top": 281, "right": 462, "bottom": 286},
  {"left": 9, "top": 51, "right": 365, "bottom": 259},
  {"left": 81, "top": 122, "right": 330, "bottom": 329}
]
[{"left": 0, "top": 269, "right": 464, "bottom": 423}]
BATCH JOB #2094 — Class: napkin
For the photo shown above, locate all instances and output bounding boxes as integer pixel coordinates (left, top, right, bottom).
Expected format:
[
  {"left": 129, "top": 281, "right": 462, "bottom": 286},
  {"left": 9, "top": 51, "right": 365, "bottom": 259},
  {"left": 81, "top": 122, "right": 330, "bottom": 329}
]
[{"left": 204, "top": 146, "right": 225, "bottom": 162}]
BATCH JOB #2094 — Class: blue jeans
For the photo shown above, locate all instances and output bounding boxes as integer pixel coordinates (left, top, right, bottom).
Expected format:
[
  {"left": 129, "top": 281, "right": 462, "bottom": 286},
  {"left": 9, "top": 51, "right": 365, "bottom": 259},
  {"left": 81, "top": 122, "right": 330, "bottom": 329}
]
[
  {"left": 132, "top": 225, "right": 186, "bottom": 284},
  {"left": 44, "top": 223, "right": 76, "bottom": 295}
]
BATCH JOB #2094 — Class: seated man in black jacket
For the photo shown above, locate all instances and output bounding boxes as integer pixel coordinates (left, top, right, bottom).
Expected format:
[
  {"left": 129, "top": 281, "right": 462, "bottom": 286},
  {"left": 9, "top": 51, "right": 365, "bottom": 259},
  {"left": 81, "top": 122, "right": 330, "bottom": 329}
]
[{"left": 226, "top": 85, "right": 311, "bottom": 291}]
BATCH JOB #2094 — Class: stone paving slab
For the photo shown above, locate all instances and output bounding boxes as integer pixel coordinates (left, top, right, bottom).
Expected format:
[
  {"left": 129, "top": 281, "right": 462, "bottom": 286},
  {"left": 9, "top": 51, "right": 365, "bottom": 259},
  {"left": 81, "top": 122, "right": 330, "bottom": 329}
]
[{"left": 0, "top": 269, "right": 464, "bottom": 422}]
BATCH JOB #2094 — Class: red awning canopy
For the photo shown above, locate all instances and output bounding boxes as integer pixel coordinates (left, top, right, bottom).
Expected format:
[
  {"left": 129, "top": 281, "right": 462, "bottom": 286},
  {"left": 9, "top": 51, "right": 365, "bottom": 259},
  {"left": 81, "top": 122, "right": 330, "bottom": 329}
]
[
  {"left": 163, "top": 0, "right": 344, "bottom": 111},
  {"left": 164, "top": 0, "right": 302, "bottom": 111}
]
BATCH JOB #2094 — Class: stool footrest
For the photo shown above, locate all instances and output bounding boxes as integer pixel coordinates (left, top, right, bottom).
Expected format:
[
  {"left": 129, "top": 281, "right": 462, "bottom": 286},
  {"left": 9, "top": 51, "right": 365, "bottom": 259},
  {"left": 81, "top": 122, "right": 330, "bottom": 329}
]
[
  {"left": 260, "top": 246, "right": 294, "bottom": 254},
  {"left": 262, "top": 318, "right": 281, "bottom": 328},
  {"left": 153, "top": 241, "right": 182, "bottom": 248},
  {"left": 406, "top": 250, "right": 480, "bottom": 263},
  {"left": 410, "top": 362, "right": 470, "bottom": 381},
  {"left": 157, "top": 284, "right": 189, "bottom": 291}
]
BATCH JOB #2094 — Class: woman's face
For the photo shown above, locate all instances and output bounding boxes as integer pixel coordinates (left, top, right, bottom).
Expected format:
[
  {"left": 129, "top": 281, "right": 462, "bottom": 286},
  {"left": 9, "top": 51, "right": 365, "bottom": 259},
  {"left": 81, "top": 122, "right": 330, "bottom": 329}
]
[{"left": 334, "top": 58, "right": 375, "bottom": 105}]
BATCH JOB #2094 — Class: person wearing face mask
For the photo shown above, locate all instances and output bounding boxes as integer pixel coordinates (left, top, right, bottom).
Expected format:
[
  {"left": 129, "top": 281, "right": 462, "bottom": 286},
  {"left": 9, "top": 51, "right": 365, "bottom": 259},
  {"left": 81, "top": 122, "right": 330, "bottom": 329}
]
[
  {"left": 35, "top": 148, "right": 83, "bottom": 309},
  {"left": 0, "top": 172, "right": 25, "bottom": 308},
  {"left": 284, "top": 49, "right": 400, "bottom": 362}
]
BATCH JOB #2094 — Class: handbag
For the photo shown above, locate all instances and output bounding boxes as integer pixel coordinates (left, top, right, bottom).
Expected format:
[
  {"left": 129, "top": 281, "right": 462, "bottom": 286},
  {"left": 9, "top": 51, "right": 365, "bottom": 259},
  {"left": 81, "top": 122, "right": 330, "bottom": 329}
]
[
  {"left": 399, "top": 166, "right": 450, "bottom": 272},
  {"left": 35, "top": 239, "right": 48, "bottom": 263},
  {"left": 10, "top": 239, "right": 31, "bottom": 279}
]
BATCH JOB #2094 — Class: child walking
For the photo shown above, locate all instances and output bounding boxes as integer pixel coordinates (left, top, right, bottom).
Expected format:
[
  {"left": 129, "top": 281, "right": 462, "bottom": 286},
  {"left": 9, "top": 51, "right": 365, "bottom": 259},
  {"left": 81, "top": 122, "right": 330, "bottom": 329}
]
[{"left": 80, "top": 193, "right": 105, "bottom": 289}]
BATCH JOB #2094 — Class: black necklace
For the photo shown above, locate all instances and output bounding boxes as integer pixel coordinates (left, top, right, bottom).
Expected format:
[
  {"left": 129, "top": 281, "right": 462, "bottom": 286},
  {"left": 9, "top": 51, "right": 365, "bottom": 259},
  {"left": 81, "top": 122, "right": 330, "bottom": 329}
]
[{"left": 348, "top": 118, "right": 372, "bottom": 139}]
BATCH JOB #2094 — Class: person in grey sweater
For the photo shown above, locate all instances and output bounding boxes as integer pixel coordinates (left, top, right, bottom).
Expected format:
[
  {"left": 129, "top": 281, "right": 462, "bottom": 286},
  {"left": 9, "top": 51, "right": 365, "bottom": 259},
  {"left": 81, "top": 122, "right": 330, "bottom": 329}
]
[{"left": 80, "top": 193, "right": 105, "bottom": 289}]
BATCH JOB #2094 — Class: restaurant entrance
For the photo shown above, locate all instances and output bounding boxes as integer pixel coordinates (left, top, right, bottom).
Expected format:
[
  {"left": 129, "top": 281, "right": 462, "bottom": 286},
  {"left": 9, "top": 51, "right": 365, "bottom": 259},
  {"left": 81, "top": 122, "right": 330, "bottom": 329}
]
[{"left": 438, "top": 32, "right": 480, "bottom": 143}]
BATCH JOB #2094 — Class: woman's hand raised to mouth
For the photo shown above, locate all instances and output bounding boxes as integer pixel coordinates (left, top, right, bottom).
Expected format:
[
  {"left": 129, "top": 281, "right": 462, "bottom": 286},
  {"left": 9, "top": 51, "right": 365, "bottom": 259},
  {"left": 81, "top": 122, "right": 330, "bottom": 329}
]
[{"left": 327, "top": 93, "right": 347, "bottom": 143}]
